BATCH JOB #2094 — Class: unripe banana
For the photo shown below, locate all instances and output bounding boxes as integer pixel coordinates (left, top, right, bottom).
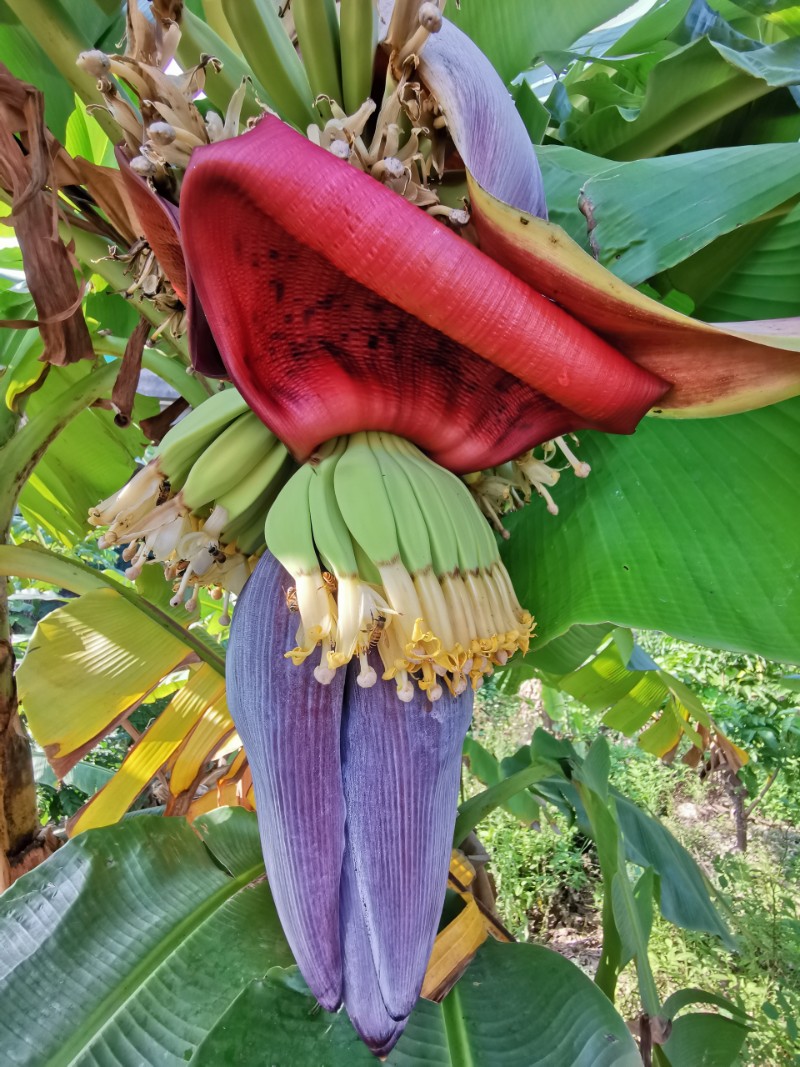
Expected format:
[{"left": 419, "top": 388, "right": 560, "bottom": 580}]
[
  {"left": 206, "top": 440, "right": 291, "bottom": 543},
  {"left": 308, "top": 438, "right": 359, "bottom": 581},
  {"left": 266, "top": 463, "right": 336, "bottom": 679},
  {"left": 334, "top": 433, "right": 424, "bottom": 693},
  {"left": 367, "top": 433, "right": 455, "bottom": 676},
  {"left": 181, "top": 411, "right": 278, "bottom": 511},
  {"left": 333, "top": 431, "right": 402, "bottom": 567},
  {"left": 339, "top": 0, "right": 377, "bottom": 113},
  {"left": 157, "top": 387, "right": 250, "bottom": 485}
]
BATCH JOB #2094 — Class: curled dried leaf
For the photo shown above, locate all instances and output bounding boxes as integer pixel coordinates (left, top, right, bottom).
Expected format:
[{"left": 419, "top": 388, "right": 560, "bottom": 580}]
[{"left": 0, "top": 64, "right": 93, "bottom": 366}]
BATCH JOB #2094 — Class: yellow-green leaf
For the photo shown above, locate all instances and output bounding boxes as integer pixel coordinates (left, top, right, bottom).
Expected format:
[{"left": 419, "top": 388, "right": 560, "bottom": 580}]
[
  {"left": 70, "top": 663, "right": 227, "bottom": 834},
  {"left": 17, "top": 588, "right": 190, "bottom": 776}
]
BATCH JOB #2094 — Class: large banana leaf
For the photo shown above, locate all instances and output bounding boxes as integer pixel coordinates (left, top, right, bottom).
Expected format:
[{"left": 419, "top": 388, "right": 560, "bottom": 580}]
[
  {"left": 16, "top": 587, "right": 191, "bottom": 773},
  {"left": 570, "top": 34, "right": 800, "bottom": 160},
  {"left": 447, "top": 0, "right": 633, "bottom": 83},
  {"left": 503, "top": 397, "right": 800, "bottom": 665},
  {"left": 0, "top": 810, "right": 642, "bottom": 1067},
  {"left": 575, "top": 143, "right": 800, "bottom": 285},
  {"left": 0, "top": 544, "right": 236, "bottom": 828},
  {"left": 0, "top": 810, "right": 292, "bottom": 1066},
  {"left": 693, "top": 202, "right": 800, "bottom": 321}
]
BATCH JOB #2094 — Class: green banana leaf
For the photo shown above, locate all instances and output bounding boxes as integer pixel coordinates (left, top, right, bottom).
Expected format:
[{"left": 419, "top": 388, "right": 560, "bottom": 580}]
[
  {"left": 0, "top": 809, "right": 642, "bottom": 1067},
  {"left": 462, "top": 731, "right": 734, "bottom": 948},
  {"left": 576, "top": 143, "right": 800, "bottom": 285},
  {"left": 568, "top": 34, "right": 800, "bottom": 160},
  {"left": 17, "top": 402, "right": 155, "bottom": 546},
  {"left": 448, "top": 0, "right": 633, "bottom": 83},
  {"left": 195, "top": 941, "right": 643, "bottom": 1066},
  {"left": 502, "top": 397, "right": 800, "bottom": 666},
  {"left": 692, "top": 202, "right": 800, "bottom": 321}
]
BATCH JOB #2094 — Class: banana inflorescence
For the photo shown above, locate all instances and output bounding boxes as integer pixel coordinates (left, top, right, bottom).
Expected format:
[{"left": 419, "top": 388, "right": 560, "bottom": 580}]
[
  {"left": 265, "top": 431, "right": 534, "bottom": 702},
  {"left": 89, "top": 388, "right": 293, "bottom": 619},
  {"left": 466, "top": 432, "right": 593, "bottom": 532}
]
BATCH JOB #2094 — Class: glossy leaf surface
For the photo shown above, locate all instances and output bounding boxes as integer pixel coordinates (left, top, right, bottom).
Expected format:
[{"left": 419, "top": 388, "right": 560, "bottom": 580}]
[
  {"left": 503, "top": 398, "right": 800, "bottom": 664},
  {"left": 0, "top": 812, "right": 642, "bottom": 1066}
]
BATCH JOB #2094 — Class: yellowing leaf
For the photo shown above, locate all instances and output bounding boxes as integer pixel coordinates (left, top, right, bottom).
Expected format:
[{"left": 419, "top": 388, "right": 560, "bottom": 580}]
[
  {"left": 69, "top": 664, "right": 226, "bottom": 835},
  {"left": 421, "top": 896, "right": 487, "bottom": 1003},
  {"left": 17, "top": 588, "right": 189, "bottom": 776},
  {"left": 186, "top": 779, "right": 254, "bottom": 821},
  {"left": 168, "top": 695, "right": 234, "bottom": 798}
]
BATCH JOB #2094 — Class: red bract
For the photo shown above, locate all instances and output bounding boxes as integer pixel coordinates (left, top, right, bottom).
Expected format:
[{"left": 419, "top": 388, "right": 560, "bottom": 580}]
[
  {"left": 179, "top": 116, "right": 668, "bottom": 473},
  {"left": 116, "top": 148, "right": 227, "bottom": 379}
]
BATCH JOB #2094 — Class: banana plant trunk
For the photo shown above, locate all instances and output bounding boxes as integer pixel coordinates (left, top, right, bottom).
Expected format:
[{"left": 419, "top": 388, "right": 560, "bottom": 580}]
[
  {"left": 0, "top": 402, "right": 66, "bottom": 889},
  {"left": 0, "top": 570, "right": 41, "bottom": 891},
  {"left": 0, "top": 414, "right": 40, "bottom": 890}
]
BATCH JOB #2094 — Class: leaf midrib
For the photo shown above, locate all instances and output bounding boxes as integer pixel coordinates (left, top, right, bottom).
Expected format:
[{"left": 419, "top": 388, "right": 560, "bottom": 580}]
[{"left": 54, "top": 861, "right": 264, "bottom": 1067}]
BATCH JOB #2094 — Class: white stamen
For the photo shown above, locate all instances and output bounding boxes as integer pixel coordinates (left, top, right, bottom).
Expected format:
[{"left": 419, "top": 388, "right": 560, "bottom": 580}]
[
  {"left": 170, "top": 564, "right": 194, "bottom": 607},
  {"left": 554, "top": 436, "right": 591, "bottom": 477}
]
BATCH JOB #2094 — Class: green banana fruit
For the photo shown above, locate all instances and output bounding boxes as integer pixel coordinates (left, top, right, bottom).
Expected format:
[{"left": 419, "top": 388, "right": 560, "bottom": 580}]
[
  {"left": 292, "top": 0, "right": 343, "bottom": 105},
  {"left": 181, "top": 411, "right": 278, "bottom": 510},
  {"left": 266, "top": 461, "right": 336, "bottom": 679},
  {"left": 339, "top": 0, "right": 377, "bottom": 114},
  {"left": 157, "top": 387, "right": 251, "bottom": 487}
]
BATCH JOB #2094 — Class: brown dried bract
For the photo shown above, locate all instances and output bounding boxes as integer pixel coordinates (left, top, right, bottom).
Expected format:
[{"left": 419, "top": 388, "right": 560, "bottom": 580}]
[
  {"left": 111, "top": 315, "right": 151, "bottom": 426},
  {"left": 0, "top": 64, "right": 93, "bottom": 365}
]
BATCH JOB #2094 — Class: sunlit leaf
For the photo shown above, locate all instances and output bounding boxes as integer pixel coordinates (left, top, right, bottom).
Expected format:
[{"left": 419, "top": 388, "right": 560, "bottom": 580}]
[
  {"left": 70, "top": 664, "right": 229, "bottom": 834},
  {"left": 17, "top": 587, "right": 190, "bottom": 775}
]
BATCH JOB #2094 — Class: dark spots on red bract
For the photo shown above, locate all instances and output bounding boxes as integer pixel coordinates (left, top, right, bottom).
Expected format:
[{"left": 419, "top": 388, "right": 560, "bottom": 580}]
[{"left": 198, "top": 208, "right": 585, "bottom": 467}]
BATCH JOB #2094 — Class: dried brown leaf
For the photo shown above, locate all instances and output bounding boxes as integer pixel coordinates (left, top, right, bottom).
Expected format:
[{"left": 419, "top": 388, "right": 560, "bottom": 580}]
[
  {"left": 140, "top": 395, "right": 189, "bottom": 443},
  {"left": 111, "top": 316, "right": 151, "bottom": 426},
  {"left": 0, "top": 65, "right": 93, "bottom": 365}
]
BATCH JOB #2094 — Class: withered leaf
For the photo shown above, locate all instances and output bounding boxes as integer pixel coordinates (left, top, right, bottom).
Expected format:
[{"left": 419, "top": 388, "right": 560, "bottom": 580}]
[
  {"left": 111, "top": 315, "right": 151, "bottom": 426},
  {"left": 0, "top": 65, "right": 93, "bottom": 366}
]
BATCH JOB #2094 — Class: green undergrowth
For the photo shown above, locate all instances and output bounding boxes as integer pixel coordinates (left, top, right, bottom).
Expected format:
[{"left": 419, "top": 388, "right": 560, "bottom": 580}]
[{"left": 470, "top": 634, "right": 800, "bottom": 1066}]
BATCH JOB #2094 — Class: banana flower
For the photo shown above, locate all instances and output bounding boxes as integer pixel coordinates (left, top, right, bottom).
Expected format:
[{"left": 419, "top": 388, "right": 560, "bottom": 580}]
[{"left": 110, "top": 4, "right": 800, "bottom": 1057}]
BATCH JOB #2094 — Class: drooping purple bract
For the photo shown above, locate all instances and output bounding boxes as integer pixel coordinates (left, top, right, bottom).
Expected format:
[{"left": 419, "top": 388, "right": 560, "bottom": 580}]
[{"left": 227, "top": 551, "right": 473, "bottom": 1054}]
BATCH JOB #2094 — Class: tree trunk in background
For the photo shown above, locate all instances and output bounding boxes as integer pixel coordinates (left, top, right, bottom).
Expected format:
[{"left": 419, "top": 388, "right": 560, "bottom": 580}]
[
  {"left": 0, "top": 402, "right": 44, "bottom": 889},
  {"left": 723, "top": 767, "right": 748, "bottom": 853},
  {"left": 0, "top": 568, "right": 46, "bottom": 890}
]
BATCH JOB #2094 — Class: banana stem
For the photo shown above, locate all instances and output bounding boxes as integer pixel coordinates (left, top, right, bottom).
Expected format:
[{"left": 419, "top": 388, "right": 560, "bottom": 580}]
[
  {"left": 221, "top": 0, "right": 317, "bottom": 131},
  {"left": 177, "top": 9, "right": 264, "bottom": 122},
  {"left": 292, "top": 0, "right": 344, "bottom": 106},
  {"left": 340, "top": 0, "right": 378, "bottom": 114},
  {"left": 92, "top": 336, "right": 212, "bottom": 407},
  {"left": 3, "top": 0, "right": 118, "bottom": 139},
  {"left": 65, "top": 227, "right": 191, "bottom": 365},
  {"left": 201, "top": 0, "right": 244, "bottom": 56}
]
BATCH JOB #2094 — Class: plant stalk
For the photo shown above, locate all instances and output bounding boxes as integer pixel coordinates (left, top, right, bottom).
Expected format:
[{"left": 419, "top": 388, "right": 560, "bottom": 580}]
[{"left": 3, "top": 0, "right": 117, "bottom": 138}]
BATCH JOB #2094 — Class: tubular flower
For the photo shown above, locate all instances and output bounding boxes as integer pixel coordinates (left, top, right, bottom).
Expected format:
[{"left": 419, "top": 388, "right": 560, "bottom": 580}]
[
  {"left": 265, "top": 432, "right": 534, "bottom": 701},
  {"left": 88, "top": 388, "right": 294, "bottom": 615}
]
